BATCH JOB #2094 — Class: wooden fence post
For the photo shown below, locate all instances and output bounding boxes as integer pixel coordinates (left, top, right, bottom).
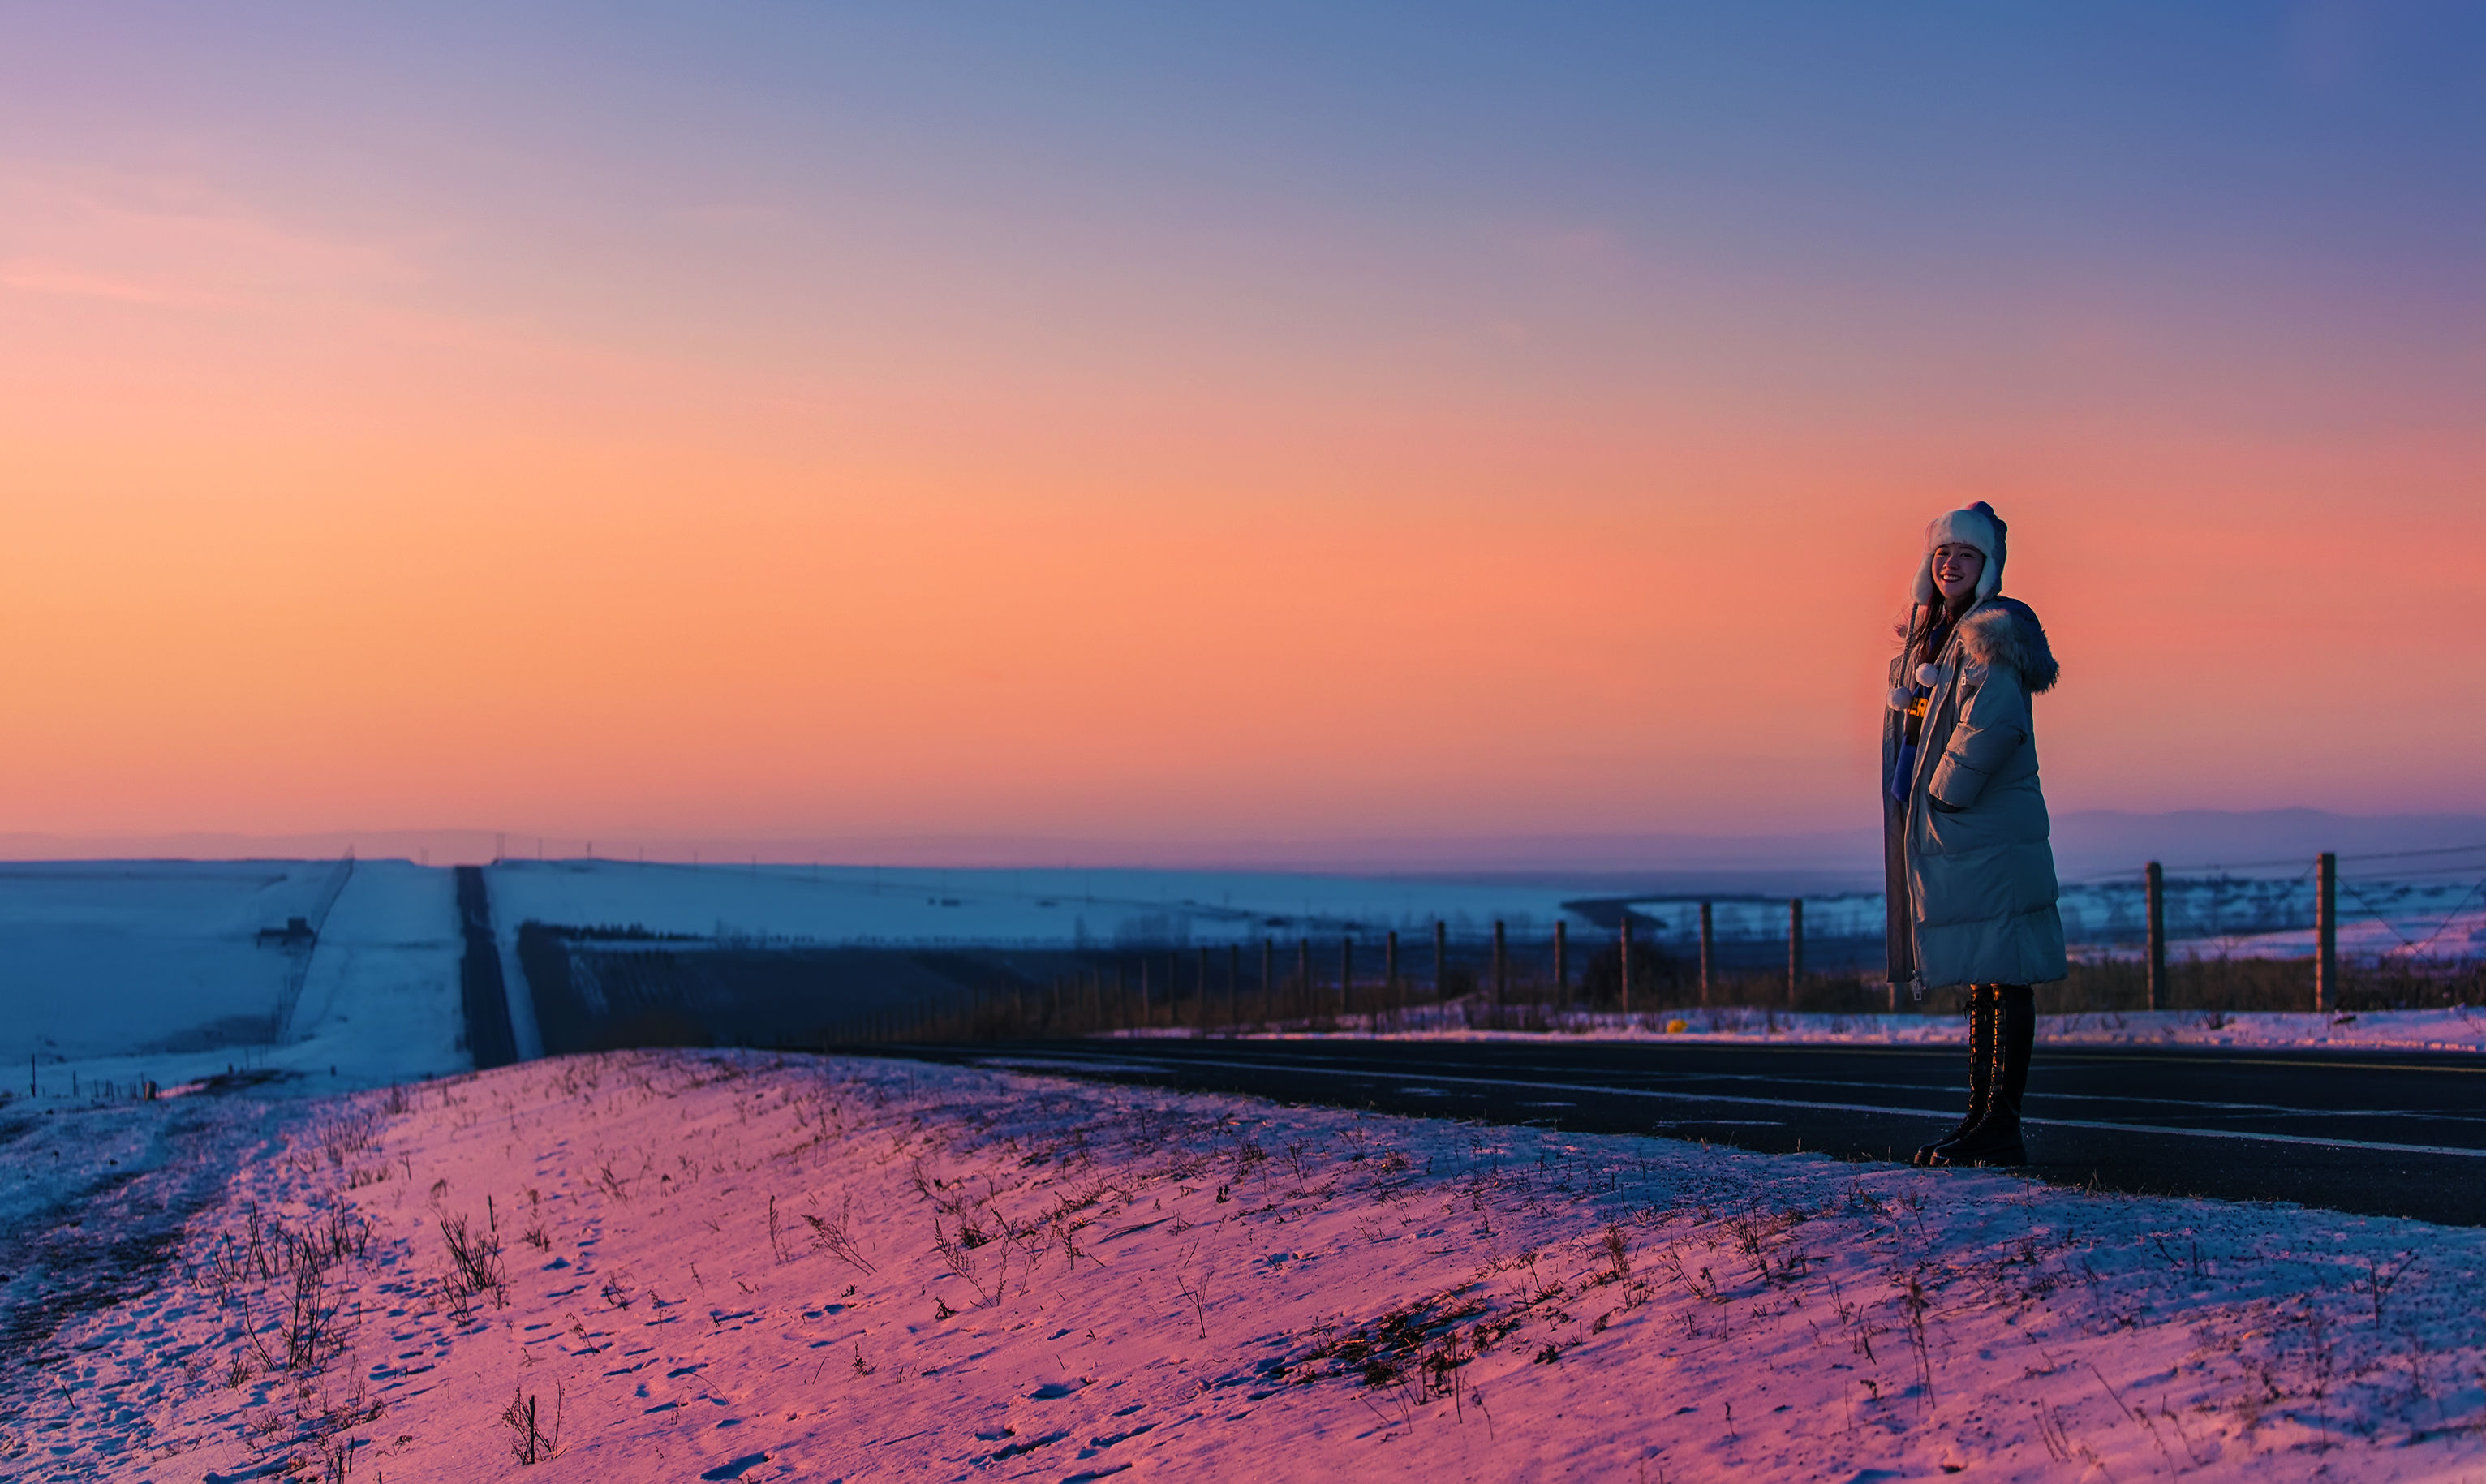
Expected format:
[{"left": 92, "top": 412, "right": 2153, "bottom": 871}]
[
  {"left": 1340, "top": 936, "right": 1354, "bottom": 1018},
  {"left": 1788, "top": 899, "right": 1804, "bottom": 1006},
  {"left": 1697, "top": 902, "right": 1713, "bottom": 1008},
  {"left": 2316, "top": 852, "right": 2338, "bottom": 1014},
  {"left": 1434, "top": 921, "right": 1447, "bottom": 999},
  {"left": 1492, "top": 920, "right": 1507, "bottom": 1009},
  {"left": 1385, "top": 930, "right": 1399, "bottom": 1003},
  {"left": 1553, "top": 921, "right": 1568, "bottom": 1013},
  {"left": 2145, "top": 862, "right": 2166, "bottom": 1012},
  {"left": 1261, "top": 937, "right": 1273, "bottom": 1017},
  {"left": 1297, "top": 937, "right": 1310, "bottom": 1017},
  {"left": 1619, "top": 915, "right": 1632, "bottom": 1017},
  {"left": 1198, "top": 945, "right": 1210, "bottom": 1028}
]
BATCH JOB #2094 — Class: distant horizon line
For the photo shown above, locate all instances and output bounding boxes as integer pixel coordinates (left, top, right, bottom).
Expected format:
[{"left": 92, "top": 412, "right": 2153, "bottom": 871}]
[{"left": 2, "top": 807, "right": 2480, "bottom": 876}]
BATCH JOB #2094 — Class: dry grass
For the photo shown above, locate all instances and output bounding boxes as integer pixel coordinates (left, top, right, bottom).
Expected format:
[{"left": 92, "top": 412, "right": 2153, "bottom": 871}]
[
  {"left": 498, "top": 1383, "right": 564, "bottom": 1465},
  {"left": 848, "top": 941, "right": 2482, "bottom": 1040}
]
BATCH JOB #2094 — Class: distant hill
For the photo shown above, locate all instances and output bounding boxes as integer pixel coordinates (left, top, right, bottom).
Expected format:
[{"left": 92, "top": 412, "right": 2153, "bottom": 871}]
[{"left": 1257, "top": 811, "right": 2486, "bottom": 889}]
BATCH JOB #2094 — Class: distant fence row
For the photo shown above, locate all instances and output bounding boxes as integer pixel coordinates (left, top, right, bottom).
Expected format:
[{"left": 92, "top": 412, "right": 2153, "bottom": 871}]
[{"left": 508, "top": 851, "right": 2484, "bottom": 1050}]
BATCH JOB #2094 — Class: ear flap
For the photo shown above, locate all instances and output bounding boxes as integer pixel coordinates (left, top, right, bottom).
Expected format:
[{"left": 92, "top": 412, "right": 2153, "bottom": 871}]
[{"left": 1920, "top": 504, "right": 2008, "bottom": 601}]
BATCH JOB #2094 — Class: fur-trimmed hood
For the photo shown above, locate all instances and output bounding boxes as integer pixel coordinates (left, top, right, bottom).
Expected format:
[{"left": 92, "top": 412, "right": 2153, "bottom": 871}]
[{"left": 1958, "top": 597, "right": 2058, "bottom": 695}]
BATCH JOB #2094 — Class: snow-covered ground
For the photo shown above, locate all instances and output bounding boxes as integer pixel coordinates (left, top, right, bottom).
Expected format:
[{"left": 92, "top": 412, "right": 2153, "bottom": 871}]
[
  {"left": 480, "top": 858, "right": 1604, "bottom": 945},
  {"left": 481, "top": 858, "right": 2486, "bottom": 967},
  {"left": 1258, "top": 1004, "right": 2486, "bottom": 1054},
  {"left": 4, "top": 1049, "right": 2480, "bottom": 1482},
  {"left": 2, "top": 860, "right": 467, "bottom": 1102},
  {"left": 0, "top": 859, "right": 341, "bottom": 1069},
  {"left": 3, "top": 857, "right": 2475, "bottom": 1118}
]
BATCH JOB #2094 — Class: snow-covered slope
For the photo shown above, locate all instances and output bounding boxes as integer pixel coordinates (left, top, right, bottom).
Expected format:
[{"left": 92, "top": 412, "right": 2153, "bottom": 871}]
[
  {"left": 6, "top": 1049, "right": 2481, "bottom": 1481},
  {"left": 2, "top": 859, "right": 465, "bottom": 1099},
  {"left": 0, "top": 860, "right": 338, "bottom": 1068}
]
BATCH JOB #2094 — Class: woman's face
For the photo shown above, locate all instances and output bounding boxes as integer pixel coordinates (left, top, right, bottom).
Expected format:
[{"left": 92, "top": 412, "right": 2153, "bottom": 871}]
[{"left": 1932, "top": 543, "right": 1985, "bottom": 604}]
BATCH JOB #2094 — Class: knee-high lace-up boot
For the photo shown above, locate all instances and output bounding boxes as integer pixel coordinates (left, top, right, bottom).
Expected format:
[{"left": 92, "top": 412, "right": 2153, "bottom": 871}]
[
  {"left": 1932, "top": 984, "right": 2032, "bottom": 1168},
  {"left": 1912, "top": 986, "right": 1995, "bottom": 1166}
]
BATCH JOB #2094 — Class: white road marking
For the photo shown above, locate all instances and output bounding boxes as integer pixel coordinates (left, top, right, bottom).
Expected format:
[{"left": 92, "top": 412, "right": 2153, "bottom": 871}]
[{"left": 1004, "top": 1051, "right": 2486, "bottom": 1162}]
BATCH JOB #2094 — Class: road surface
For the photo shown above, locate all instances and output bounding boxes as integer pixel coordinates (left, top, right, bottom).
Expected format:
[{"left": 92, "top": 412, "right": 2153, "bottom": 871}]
[{"left": 869, "top": 1036, "right": 2486, "bottom": 1227}]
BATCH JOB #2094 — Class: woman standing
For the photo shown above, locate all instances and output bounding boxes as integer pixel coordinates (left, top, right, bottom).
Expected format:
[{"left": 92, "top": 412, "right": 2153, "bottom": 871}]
[{"left": 1882, "top": 503, "right": 2066, "bottom": 1168}]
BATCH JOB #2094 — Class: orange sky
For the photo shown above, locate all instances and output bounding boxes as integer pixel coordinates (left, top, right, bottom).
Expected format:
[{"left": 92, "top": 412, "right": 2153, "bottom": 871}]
[{"left": 4, "top": 10, "right": 2482, "bottom": 855}]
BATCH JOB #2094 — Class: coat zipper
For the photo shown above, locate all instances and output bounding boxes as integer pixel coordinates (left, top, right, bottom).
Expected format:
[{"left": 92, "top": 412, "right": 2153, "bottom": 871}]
[{"left": 1901, "top": 615, "right": 1975, "bottom": 991}]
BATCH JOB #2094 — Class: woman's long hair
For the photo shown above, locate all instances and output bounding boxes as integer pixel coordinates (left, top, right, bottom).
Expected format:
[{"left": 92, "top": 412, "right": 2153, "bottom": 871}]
[{"left": 1901, "top": 591, "right": 1974, "bottom": 669}]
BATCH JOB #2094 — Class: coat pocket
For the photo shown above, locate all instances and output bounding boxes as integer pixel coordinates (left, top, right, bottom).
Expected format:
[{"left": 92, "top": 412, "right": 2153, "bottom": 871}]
[{"left": 1917, "top": 790, "right": 2005, "bottom": 859}]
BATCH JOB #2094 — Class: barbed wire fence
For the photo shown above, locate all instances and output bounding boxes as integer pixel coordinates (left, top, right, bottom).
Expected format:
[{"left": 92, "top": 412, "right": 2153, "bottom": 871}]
[
  {"left": 510, "top": 844, "right": 2486, "bottom": 1048},
  {"left": 845, "top": 845, "right": 2485, "bottom": 1039},
  {"left": 2050, "top": 842, "right": 2486, "bottom": 1017}
]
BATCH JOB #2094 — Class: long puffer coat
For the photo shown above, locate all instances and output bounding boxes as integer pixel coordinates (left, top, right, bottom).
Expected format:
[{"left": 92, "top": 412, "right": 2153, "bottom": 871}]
[{"left": 1882, "top": 597, "right": 2069, "bottom": 990}]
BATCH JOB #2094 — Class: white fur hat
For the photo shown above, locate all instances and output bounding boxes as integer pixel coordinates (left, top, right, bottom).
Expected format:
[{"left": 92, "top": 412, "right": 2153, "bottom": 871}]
[{"left": 1912, "top": 502, "right": 2006, "bottom": 606}]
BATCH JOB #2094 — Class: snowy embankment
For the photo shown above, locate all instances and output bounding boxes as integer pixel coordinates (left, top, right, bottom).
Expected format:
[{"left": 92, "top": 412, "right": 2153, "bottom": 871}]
[
  {"left": 1256, "top": 1004, "right": 2486, "bottom": 1054},
  {"left": 7, "top": 1052, "right": 2483, "bottom": 1482}
]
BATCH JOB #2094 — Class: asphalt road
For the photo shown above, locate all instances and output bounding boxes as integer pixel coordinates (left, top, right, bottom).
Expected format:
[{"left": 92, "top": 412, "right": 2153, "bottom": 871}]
[
  {"left": 454, "top": 866, "right": 518, "bottom": 1070},
  {"left": 867, "top": 1037, "right": 2486, "bottom": 1228}
]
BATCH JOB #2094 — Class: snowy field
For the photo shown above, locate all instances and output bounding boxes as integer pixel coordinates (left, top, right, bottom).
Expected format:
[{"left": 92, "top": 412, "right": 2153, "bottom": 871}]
[
  {"left": 2, "top": 860, "right": 466, "bottom": 1101},
  {"left": 2, "top": 858, "right": 2477, "bottom": 1114},
  {"left": 4, "top": 1049, "right": 2481, "bottom": 1482},
  {"left": 480, "top": 858, "right": 2486, "bottom": 967},
  {"left": 480, "top": 859, "right": 1606, "bottom": 944},
  {"left": 1271, "top": 1004, "right": 2486, "bottom": 1055},
  {"left": 0, "top": 860, "right": 342, "bottom": 1070}
]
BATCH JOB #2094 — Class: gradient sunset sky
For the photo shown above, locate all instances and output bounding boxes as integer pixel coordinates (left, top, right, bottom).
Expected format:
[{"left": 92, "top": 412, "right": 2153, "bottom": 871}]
[{"left": 3, "top": 4, "right": 2480, "bottom": 858}]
